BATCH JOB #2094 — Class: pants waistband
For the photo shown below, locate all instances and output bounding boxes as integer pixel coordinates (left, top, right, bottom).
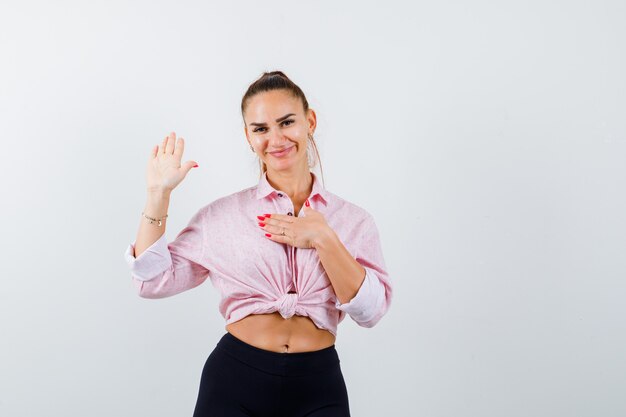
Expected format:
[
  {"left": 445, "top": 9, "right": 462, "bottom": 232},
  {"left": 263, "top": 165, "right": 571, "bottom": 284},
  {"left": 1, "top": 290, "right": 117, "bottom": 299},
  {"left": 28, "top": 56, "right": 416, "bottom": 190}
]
[{"left": 215, "top": 332, "right": 340, "bottom": 377}]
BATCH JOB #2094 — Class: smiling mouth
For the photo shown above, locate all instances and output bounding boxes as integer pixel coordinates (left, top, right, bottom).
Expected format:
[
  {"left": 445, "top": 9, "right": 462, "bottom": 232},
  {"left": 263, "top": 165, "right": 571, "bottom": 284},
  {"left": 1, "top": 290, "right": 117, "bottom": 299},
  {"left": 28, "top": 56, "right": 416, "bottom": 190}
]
[{"left": 268, "top": 145, "right": 295, "bottom": 157}]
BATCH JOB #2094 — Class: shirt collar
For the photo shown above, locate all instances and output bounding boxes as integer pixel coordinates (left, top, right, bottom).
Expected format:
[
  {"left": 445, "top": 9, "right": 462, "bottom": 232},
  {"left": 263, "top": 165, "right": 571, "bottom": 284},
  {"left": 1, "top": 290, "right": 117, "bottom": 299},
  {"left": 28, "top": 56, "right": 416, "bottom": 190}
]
[{"left": 255, "top": 171, "right": 329, "bottom": 205}]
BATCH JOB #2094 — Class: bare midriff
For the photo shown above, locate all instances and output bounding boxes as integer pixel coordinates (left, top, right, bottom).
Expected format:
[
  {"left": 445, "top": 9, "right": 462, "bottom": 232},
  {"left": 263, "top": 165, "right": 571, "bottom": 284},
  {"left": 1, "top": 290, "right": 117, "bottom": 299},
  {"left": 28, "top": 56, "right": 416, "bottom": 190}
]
[{"left": 225, "top": 312, "right": 336, "bottom": 353}]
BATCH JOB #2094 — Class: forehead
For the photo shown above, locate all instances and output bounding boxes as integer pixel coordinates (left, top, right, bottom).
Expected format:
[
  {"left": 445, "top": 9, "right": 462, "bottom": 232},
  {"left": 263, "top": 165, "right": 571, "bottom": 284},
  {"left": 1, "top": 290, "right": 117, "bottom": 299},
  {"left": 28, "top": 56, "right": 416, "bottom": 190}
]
[{"left": 245, "top": 90, "right": 302, "bottom": 120}]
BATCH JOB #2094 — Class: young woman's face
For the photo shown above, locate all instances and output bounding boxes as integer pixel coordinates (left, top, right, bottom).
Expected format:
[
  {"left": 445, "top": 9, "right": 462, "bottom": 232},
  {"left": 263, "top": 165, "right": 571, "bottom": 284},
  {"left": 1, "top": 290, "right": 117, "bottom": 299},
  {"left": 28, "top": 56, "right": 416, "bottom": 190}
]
[{"left": 244, "top": 89, "right": 315, "bottom": 172}]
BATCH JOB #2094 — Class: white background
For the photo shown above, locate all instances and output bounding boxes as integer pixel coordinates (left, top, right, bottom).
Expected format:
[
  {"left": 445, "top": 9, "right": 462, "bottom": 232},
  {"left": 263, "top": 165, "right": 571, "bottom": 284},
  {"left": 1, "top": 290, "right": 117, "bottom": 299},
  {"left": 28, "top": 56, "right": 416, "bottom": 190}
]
[{"left": 1, "top": 1, "right": 625, "bottom": 416}]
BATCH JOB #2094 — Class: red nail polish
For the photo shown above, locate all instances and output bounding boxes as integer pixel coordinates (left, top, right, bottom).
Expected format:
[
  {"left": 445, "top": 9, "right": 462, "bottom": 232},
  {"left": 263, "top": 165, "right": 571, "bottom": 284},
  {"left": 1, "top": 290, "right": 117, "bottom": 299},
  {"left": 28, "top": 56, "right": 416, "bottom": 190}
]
[
  {"left": 263, "top": 213, "right": 272, "bottom": 218},
  {"left": 265, "top": 233, "right": 271, "bottom": 237},
  {"left": 258, "top": 222, "right": 265, "bottom": 226},
  {"left": 305, "top": 199, "right": 310, "bottom": 207},
  {"left": 256, "top": 215, "right": 265, "bottom": 220}
]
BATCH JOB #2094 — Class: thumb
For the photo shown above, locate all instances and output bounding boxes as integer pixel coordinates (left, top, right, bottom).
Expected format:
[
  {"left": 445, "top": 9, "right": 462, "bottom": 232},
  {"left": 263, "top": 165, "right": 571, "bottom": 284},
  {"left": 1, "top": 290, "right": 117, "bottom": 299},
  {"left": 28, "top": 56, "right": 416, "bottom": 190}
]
[{"left": 182, "top": 160, "right": 199, "bottom": 175}]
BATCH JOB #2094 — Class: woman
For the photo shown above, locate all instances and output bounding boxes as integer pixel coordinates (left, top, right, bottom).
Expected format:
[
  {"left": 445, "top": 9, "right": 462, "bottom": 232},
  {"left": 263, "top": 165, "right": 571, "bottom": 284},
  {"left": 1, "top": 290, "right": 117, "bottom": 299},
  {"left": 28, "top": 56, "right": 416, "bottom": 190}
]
[{"left": 124, "top": 71, "right": 393, "bottom": 417}]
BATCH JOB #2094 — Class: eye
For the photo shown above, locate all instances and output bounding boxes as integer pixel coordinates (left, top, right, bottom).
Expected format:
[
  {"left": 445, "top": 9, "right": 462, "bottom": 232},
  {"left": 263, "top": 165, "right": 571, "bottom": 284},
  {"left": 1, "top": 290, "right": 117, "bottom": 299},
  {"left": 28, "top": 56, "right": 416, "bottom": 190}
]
[{"left": 253, "top": 119, "right": 295, "bottom": 133}]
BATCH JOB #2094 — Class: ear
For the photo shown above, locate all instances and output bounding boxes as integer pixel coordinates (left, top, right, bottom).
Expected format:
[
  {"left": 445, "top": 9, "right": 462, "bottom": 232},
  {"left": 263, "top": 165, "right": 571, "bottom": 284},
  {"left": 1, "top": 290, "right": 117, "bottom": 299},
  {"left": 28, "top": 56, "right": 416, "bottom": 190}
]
[{"left": 307, "top": 108, "right": 317, "bottom": 132}]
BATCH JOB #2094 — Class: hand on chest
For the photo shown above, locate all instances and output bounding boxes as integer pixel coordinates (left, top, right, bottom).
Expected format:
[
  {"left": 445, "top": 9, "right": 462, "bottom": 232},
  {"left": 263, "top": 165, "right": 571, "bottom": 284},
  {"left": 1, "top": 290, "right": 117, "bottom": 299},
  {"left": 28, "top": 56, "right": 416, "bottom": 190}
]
[{"left": 203, "top": 201, "right": 360, "bottom": 296}]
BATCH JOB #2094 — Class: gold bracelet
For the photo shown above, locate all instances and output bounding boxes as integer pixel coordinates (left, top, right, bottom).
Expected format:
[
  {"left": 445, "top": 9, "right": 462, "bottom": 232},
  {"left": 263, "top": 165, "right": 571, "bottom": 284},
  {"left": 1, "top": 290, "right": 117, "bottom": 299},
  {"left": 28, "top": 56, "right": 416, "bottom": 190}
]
[{"left": 142, "top": 211, "right": 168, "bottom": 227}]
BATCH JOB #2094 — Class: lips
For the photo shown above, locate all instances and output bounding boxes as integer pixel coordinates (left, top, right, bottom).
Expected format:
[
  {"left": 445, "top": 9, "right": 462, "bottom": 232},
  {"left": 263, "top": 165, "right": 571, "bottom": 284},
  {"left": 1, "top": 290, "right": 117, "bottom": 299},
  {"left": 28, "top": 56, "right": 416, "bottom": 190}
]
[{"left": 269, "top": 145, "right": 295, "bottom": 157}]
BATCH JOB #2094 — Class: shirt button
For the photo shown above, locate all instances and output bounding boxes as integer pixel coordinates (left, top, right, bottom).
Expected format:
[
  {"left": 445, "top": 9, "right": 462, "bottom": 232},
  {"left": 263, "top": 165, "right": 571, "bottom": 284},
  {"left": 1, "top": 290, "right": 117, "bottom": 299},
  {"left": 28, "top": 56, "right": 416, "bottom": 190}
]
[
  {"left": 287, "top": 212, "right": 293, "bottom": 216},
  {"left": 277, "top": 193, "right": 283, "bottom": 197}
]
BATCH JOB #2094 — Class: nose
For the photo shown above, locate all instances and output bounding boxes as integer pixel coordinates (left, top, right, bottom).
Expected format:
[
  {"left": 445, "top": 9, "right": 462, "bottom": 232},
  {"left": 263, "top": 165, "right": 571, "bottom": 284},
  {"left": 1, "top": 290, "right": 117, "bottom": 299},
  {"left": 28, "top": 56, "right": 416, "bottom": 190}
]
[{"left": 267, "top": 129, "right": 289, "bottom": 148}]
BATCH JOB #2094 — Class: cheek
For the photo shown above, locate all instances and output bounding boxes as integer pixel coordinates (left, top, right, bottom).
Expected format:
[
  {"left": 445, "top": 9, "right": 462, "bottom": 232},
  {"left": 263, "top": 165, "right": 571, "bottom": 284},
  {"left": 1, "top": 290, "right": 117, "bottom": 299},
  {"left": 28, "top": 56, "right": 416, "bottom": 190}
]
[
  {"left": 290, "top": 129, "right": 307, "bottom": 148},
  {"left": 294, "top": 126, "right": 307, "bottom": 137},
  {"left": 251, "top": 137, "right": 267, "bottom": 148}
]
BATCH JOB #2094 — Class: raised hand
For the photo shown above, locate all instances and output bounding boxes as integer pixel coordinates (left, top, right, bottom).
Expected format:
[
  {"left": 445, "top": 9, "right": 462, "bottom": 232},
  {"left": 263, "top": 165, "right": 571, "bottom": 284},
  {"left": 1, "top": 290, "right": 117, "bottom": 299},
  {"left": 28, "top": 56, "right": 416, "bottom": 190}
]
[{"left": 146, "top": 131, "right": 199, "bottom": 193}]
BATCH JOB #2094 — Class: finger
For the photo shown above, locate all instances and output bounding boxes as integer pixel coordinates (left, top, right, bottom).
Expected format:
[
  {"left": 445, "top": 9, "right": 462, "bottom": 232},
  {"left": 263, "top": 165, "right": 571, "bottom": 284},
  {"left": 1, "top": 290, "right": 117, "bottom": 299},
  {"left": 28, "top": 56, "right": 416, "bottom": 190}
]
[
  {"left": 262, "top": 217, "right": 290, "bottom": 228},
  {"left": 160, "top": 135, "right": 168, "bottom": 154},
  {"left": 264, "top": 232, "right": 288, "bottom": 245},
  {"left": 181, "top": 160, "right": 198, "bottom": 175},
  {"left": 150, "top": 144, "right": 158, "bottom": 159},
  {"left": 165, "top": 131, "right": 176, "bottom": 154},
  {"left": 258, "top": 222, "right": 286, "bottom": 236},
  {"left": 263, "top": 214, "right": 294, "bottom": 224},
  {"left": 174, "top": 136, "right": 185, "bottom": 159}
]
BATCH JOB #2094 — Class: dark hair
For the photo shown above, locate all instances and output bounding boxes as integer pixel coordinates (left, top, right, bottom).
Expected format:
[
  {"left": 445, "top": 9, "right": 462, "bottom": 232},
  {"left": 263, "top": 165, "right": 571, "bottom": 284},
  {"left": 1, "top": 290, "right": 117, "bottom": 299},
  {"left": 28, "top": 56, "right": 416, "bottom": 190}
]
[{"left": 241, "top": 70, "right": 324, "bottom": 185}]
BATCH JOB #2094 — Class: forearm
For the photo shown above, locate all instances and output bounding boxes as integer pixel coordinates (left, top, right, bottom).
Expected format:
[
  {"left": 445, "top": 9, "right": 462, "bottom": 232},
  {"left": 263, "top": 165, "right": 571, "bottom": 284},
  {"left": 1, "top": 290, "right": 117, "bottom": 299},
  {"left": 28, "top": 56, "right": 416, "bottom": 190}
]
[
  {"left": 313, "top": 227, "right": 366, "bottom": 304},
  {"left": 133, "top": 190, "right": 171, "bottom": 258}
]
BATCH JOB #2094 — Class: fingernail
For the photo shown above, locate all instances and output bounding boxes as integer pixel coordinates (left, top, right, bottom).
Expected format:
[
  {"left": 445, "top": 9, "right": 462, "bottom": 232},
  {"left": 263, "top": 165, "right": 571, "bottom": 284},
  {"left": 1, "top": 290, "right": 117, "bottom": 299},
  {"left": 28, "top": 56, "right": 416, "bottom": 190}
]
[
  {"left": 193, "top": 164, "right": 199, "bottom": 168},
  {"left": 305, "top": 199, "right": 310, "bottom": 207},
  {"left": 265, "top": 233, "right": 271, "bottom": 237},
  {"left": 263, "top": 213, "right": 272, "bottom": 218},
  {"left": 258, "top": 222, "right": 265, "bottom": 227},
  {"left": 256, "top": 215, "right": 266, "bottom": 220}
]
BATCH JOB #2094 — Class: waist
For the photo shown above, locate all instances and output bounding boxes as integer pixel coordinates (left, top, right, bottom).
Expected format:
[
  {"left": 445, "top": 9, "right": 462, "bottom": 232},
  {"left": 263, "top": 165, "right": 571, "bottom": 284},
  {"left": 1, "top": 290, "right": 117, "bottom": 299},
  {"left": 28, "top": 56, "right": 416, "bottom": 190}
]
[
  {"left": 215, "top": 331, "right": 340, "bottom": 376},
  {"left": 225, "top": 312, "right": 336, "bottom": 353}
]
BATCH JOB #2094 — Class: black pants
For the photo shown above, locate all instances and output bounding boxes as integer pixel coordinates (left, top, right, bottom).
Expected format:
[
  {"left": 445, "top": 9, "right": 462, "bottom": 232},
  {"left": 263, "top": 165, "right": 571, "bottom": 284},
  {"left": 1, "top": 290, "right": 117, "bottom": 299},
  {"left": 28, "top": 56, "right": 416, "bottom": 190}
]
[{"left": 192, "top": 332, "right": 351, "bottom": 417}]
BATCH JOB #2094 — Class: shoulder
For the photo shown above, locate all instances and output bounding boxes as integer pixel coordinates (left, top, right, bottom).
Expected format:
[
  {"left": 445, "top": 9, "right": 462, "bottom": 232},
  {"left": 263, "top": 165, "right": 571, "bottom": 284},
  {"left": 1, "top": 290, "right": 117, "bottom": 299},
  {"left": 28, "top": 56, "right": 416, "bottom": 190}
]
[
  {"left": 323, "top": 189, "right": 375, "bottom": 229},
  {"left": 193, "top": 184, "right": 257, "bottom": 217}
]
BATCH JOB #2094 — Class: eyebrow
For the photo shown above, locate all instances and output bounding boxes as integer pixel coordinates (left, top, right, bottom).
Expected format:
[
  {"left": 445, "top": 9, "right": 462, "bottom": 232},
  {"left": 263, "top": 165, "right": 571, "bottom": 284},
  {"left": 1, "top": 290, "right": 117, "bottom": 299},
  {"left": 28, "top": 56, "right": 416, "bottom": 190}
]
[{"left": 249, "top": 113, "right": 296, "bottom": 127}]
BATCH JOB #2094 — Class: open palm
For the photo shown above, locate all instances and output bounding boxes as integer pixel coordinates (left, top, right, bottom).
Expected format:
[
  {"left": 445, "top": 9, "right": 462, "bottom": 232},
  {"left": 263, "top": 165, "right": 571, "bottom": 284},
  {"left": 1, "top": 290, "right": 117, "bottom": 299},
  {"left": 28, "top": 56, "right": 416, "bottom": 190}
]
[{"left": 146, "top": 131, "right": 198, "bottom": 193}]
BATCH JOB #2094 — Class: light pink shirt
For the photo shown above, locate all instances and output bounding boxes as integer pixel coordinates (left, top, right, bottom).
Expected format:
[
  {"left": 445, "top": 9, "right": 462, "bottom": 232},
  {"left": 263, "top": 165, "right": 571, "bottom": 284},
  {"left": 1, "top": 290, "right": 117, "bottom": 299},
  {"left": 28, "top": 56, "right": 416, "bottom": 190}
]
[{"left": 124, "top": 171, "right": 393, "bottom": 337}]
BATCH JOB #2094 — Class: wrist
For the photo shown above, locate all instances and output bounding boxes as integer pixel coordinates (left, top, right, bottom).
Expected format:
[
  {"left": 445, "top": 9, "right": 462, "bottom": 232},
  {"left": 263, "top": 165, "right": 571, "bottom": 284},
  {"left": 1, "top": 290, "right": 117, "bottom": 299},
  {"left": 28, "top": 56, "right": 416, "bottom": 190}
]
[
  {"left": 144, "top": 190, "right": 171, "bottom": 220},
  {"left": 147, "top": 188, "right": 172, "bottom": 200},
  {"left": 312, "top": 226, "right": 338, "bottom": 251}
]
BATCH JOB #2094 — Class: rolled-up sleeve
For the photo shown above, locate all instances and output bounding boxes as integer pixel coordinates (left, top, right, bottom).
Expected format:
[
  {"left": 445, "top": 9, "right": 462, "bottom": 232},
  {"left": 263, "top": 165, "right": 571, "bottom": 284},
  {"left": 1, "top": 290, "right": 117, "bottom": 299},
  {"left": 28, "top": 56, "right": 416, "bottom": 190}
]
[
  {"left": 124, "top": 234, "right": 173, "bottom": 282},
  {"left": 123, "top": 208, "right": 210, "bottom": 299},
  {"left": 335, "top": 214, "right": 393, "bottom": 328}
]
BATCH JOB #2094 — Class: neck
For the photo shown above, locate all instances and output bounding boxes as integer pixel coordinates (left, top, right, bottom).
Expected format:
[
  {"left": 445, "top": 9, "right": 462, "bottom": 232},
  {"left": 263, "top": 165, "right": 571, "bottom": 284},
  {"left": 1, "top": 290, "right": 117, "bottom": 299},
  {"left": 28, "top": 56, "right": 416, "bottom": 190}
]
[{"left": 266, "top": 167, "right": 313, "bottom": 200}]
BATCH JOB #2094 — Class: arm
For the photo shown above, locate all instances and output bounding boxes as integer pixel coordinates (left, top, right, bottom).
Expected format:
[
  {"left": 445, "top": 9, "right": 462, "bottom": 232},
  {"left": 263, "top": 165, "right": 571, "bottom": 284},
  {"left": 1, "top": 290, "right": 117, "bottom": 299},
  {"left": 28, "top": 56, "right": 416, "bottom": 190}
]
[
  {"left": 314, "top": 214, "right": 393, "bottom": 328},
  {"left": 133, "top": 189, "right": 172, "bottom": 259},
  {"left": 124, "top": 205, "right": 210, "bottom": 299}
]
